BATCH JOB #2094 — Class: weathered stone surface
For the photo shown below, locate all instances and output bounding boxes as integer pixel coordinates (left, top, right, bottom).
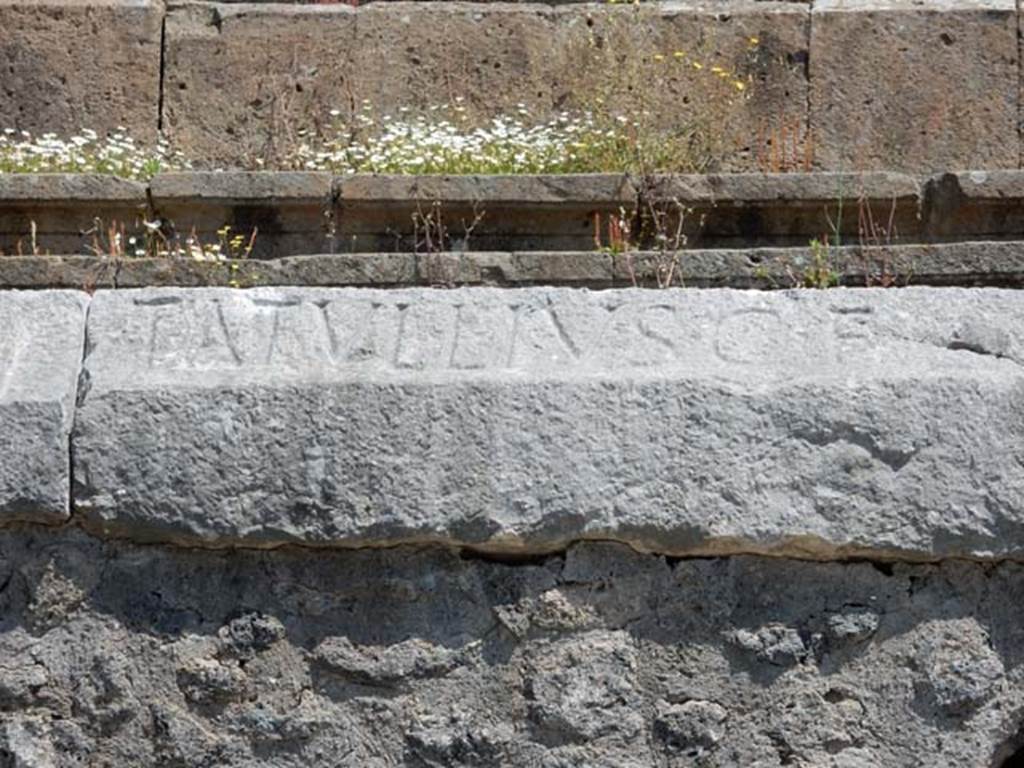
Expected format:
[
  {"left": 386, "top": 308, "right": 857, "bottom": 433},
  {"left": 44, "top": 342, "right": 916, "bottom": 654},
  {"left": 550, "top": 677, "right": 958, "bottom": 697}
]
[
  {"left": 0, "top": 174, "right": 146, "bottom": 203},
  {"left": 0, "top": 0, "right": 163, "bottom": 142},
  {"left": 809, "top": 0, "right": 1018, "bottom": 171},
  {"left": 73, "top": 286, "right": 1024, "bottom": 556},
  {"left": 3, "top": 242, "right": 1024, "bottom": 290},
  {"left": 164, "top": 1, "right": 807, "bottom": 167},
  {"left": 149, "top": 172, "right": 336, "bottom": 259},
  {"left": 336, "top": 173, "right": 632, "bottom": 252},
  {"left": 0, "top": 174, "right": 148, "bottom": 257},
  {"left": 162, "top": 2, "right": 356, "bottom": 166},
  {"left": 0, "top": 531, "right": 1022, "bottom": 766},
  {"left": 336, "top": 174, "right": 633, "bottom": 206},
  {"left": 336, "top": 171, "right": 923, "bottom": 250},
  {"left": 923, "top": 170, "right": 1024, "bottom": 241},
  {"left": 5, "top": 169, "right": 1023, "bottom": 258},
  {"left": 0, "top": 290, "right": 88, "bottom": 523},
  {"left": 151, "top": 172, "right": 333, "bottom": 203}
]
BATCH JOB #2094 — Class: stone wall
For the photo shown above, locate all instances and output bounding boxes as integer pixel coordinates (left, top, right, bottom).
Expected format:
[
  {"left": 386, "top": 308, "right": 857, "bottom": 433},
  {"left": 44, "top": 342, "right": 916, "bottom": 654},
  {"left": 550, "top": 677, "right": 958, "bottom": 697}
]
[
  {"left": 1, "top": 530, "right": 1023, "bottom": 766},
  {"left": 2, "top": 286, "right": 1024, "bottom": 765},
  {"left": 2, "top": 0, "right": 1023, "bottom": 171}
]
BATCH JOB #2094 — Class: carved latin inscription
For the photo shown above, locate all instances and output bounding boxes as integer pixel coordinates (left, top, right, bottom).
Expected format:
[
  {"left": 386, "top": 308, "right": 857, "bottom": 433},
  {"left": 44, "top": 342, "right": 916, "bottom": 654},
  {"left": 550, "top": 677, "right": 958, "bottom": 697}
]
[
  {"left": 136, "top": 295, "right": 719, "bottom": 373},
  {"left": 127, "top": 291, "right": 886, "bottom": 378}
]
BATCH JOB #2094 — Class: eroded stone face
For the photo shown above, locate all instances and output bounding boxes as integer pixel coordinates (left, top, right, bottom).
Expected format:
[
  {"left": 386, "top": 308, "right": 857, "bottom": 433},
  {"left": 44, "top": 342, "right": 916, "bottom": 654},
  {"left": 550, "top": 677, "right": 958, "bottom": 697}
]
[
  {"left": 0, "top": 290, "right": 88, "bottom": 522},
  {"left": 809, "top": 0, "right": 1019, "bottom": 171},
  {"left": 0, "top": 533, "right": 1021, "bottom": 766},
  {"left": 0, "top": 0, "right": 163, "bottom": 143},
  {"left": 73, "top": 286, "right": 1024, "bottom": 556},
  {"left": 162, "top": 1, "right": 807, "bottom": 168}
]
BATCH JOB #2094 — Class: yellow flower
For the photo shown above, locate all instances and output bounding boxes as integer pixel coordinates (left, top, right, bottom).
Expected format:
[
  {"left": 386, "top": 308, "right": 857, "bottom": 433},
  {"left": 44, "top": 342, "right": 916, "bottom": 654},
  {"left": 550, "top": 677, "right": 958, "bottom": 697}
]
[
  {"left": 711, "top": 66, "right": 723, "bottom": 74},
  {"left": 748, "top": 36, "right": 760, "bottom": 45},
  {"left": 673, "top": 51, "right": 686, "bottom": 59},
  {"left": 733, "top": 81, "right": 746, "bottom": 91},
  {"left": 653, "top": 54, "right": 665, "bottom": 62},
  {"left": 692, "top": 61, "right": 703, "bottom": 70}
]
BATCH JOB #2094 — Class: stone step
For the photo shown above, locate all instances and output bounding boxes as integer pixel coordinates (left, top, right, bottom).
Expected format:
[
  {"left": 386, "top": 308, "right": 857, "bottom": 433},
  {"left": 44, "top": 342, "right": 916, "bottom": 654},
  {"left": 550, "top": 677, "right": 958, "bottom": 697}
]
[
  {"left": 3, "top": 242, "right": 1024, "bottom": 290},
  {"left": 4, "top": 171, "right": 1024, "bottom": 259},
  {"left": 4, "top": 286, "right": 1022, "bottom": 559}
]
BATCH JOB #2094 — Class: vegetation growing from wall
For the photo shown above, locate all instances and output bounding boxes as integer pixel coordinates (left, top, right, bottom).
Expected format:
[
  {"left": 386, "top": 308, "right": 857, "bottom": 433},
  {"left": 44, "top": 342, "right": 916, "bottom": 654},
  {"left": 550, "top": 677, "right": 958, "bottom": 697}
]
[{"left": 0, "top": 129, "right": 189, "bottom": 179}]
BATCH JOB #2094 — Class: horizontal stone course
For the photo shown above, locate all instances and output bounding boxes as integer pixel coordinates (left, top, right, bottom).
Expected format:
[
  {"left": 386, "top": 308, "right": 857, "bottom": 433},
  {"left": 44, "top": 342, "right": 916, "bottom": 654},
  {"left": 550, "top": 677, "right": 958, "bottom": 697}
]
[
  {"left": 71, "top": 286, "right": 1024, "bottom": 558},
  {"left": 12, "top": 170, "right": 1024, "bottom": 256},
  {"left": 149, "top": 172, "right": 336, "bottom": 259},
  {"left": 0, "top": 0, "right": 1020, "bottom": 171},
  {"left": 0, "top": 174, "right": 148, "bottom": 257},
  {"left": 5, "top": 242, "right": 1024, "bottom": 290},
  {"left": 0, "top": 290, "right": 89, "bottom": 523}
]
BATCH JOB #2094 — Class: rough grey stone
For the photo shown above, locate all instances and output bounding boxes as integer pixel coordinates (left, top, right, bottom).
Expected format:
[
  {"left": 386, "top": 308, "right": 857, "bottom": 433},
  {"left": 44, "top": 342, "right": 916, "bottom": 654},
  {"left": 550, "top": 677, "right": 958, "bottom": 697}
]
[
  {"left": 0, "top": 533, "right": 1020, "bottom": 765},
  {"left": 0, "top": 174, "right": 146, "bottom": 203},
  {"left": 653, "top": 699, "right": 729, "bottom": 756},
  {"left": 73, "top": 286, "right": 1024, "bottom": 558},
  {"left": 923, "top": 171, "right": 1024, "bottom": 242},
  {"left": 0, "top": 290, "right": 88, "bottom": 523},
  {"left": 336, "top": 174, "right": 633, "bottom": 207},
  {"left": 727, "top": 624, "right": 809, "bottom": 666}
]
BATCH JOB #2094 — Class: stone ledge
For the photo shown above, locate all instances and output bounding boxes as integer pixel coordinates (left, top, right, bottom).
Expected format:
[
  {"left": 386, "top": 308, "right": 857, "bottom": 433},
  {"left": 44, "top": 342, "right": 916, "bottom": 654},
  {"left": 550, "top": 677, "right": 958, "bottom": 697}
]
[
  {"left": 151, "top": 171, "right": 334, "bottom": 203},
  {"left": 0, "top": 290, "right": 89, "bottom": 524},
  {"left": 9, "top": 170, "right": 1024, "bottom": 255},
  {"left": 70, "top": 286, "right": 1024, "bottom": 557},
  {"left": 149, "top": 172, "right": 337, "bottom": 259},
  {"left": 0, "top": 174, "right": 149, "bottom": 256},
  {"left": 3, "top": 242, "right": 1024, "bottom": 289},
  {"left": 335, "top": 173, "right": 634, "bottom": 207},
  {"left": 0, "top": 174, "right": 147, "bottom": 202}
]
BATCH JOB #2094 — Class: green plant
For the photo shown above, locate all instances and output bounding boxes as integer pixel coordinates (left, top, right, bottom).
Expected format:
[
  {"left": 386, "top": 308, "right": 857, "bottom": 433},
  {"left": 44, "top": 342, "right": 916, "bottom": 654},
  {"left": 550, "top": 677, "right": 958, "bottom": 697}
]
[{"left": 790, "top": 237, "right": 840, "bottom": 289}]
